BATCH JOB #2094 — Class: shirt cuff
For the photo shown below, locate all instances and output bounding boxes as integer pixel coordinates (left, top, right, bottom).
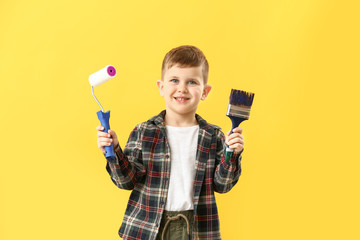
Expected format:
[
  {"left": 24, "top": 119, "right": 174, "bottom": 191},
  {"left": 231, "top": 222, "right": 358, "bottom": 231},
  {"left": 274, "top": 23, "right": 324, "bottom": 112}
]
[
  {"left": 104, "top": 144, "right": 121, "bottom": 163},
  {"left": 228, "top": 148, "right": 243, "bottom": 164}
]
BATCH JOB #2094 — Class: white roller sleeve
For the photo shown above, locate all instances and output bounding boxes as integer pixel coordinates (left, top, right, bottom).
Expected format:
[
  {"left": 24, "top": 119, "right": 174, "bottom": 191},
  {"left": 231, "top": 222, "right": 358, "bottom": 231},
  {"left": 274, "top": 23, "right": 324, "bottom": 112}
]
[{"left": 89, "top": 65, "right": 117, "bottom": 87}]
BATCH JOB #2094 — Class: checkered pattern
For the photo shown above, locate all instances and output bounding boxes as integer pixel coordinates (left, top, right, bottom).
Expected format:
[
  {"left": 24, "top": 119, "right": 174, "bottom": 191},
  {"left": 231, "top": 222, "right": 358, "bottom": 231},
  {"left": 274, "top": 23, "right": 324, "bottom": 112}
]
[{"left": 105, "top": 110, "right": 243, "bottom": 240}]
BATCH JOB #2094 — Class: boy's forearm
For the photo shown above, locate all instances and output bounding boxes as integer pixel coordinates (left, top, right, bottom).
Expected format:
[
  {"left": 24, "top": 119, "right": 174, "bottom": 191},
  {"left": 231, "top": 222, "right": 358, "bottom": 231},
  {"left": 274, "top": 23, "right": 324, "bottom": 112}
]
[
  {"left": 213, "top": 130, "right": 243, "bottom": 193},
  {"left": 214, "top": 151, "right": 242, "bottom": 193},
  {"left": 105, "top": 143, "right": 145, "bottom": 190}
]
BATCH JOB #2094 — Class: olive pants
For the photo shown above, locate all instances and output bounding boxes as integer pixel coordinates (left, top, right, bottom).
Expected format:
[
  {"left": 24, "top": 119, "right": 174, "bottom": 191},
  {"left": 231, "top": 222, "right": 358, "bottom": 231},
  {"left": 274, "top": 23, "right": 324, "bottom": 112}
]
[{"left": 156, "top": 210, "right": 194, "bottom": 240}]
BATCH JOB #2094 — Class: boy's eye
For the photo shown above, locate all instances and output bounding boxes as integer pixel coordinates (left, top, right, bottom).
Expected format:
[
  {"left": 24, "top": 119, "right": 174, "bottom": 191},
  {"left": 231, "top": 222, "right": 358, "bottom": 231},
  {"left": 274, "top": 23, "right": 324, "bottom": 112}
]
[
  {"left": 170, "top": 79, "right": 179, "bottom": 83},
  {"left": 188, "top": 80, "right": 197, "bottom": 85}
]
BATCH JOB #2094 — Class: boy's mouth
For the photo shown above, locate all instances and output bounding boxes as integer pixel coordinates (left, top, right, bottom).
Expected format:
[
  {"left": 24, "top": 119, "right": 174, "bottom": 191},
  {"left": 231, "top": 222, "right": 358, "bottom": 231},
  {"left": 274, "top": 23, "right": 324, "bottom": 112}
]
[{"left": 174, "top": 97, "right": 190, "bottom": 103}]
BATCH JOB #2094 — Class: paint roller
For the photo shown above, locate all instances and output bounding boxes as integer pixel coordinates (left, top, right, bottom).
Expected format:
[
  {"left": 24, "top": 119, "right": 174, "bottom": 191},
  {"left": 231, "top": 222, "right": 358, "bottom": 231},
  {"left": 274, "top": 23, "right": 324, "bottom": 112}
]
[{"left": 89, "top": 65, "right": 117, "bottom": 159}]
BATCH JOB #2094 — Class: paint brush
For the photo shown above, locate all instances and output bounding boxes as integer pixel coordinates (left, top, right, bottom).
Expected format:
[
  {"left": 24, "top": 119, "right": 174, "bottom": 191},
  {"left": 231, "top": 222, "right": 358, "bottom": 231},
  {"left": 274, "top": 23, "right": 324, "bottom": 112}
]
[{"left": 225, "top": 89, "right": 255, "bottom": 162}]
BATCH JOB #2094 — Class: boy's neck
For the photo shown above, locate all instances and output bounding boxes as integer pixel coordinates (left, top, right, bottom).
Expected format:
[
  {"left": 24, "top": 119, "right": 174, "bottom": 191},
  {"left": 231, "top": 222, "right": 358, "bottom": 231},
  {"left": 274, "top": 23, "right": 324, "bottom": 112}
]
[{"left": 164, "top": 110, "right": 198, "bottom": 127}]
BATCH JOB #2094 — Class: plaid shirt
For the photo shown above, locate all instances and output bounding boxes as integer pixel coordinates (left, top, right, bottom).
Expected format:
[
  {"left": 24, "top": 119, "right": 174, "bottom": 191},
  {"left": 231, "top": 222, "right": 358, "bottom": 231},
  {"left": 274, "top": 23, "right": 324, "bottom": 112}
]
[{"left": 105, "top": 110, "right": 243, "bottom": 240}]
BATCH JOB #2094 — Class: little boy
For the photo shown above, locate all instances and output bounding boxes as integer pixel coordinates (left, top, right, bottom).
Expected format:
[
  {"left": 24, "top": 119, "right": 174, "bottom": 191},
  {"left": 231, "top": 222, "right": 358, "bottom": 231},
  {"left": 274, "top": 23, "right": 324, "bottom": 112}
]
[{"left": 96, "top": 45, "right": 244, "bottom": 240}]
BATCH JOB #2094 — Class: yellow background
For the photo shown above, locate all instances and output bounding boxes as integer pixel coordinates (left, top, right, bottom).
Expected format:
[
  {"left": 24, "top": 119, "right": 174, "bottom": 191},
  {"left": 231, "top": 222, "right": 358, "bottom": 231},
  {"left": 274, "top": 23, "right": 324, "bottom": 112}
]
[{"left": 1, "top": 0, "right": 359, "bottom": 239}]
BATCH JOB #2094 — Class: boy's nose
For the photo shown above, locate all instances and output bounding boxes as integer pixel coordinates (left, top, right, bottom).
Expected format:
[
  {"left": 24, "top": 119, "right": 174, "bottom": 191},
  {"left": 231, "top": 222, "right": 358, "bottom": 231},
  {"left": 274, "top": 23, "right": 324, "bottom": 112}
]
[{"left": 178, "top": 83, "right": 188, "bottom": 93}]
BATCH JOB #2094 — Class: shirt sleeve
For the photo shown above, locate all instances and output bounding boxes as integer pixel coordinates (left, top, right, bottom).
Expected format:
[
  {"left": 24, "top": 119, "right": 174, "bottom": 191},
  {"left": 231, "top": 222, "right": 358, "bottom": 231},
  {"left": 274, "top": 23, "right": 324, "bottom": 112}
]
[
  {"left": 213, "top": 129, "right": 243, "bottom": 193},
  {"left": 105, "top": 124, "right": 146, "bottom": 190}
]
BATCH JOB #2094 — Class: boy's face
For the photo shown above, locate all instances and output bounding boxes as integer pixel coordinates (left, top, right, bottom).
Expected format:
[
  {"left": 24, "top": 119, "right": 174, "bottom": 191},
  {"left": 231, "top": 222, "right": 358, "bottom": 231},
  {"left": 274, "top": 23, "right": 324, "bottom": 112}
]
[{"left": 157, "top": 64, "right": 212, "bottom": 118}]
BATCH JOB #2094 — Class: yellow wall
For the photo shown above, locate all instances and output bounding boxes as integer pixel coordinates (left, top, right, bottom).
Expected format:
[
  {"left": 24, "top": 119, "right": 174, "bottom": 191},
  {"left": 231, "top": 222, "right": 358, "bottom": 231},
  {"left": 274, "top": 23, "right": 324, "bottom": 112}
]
[{"left": 1, "top": 0, "right": 359, "bottom": 239}]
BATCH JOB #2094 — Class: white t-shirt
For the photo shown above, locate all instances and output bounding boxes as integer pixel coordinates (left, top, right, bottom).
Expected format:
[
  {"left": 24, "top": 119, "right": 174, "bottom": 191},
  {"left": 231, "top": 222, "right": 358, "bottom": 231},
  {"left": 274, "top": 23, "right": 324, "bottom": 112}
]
[{"left": 164, "top": 125, "right": 199, "bottom": 211}]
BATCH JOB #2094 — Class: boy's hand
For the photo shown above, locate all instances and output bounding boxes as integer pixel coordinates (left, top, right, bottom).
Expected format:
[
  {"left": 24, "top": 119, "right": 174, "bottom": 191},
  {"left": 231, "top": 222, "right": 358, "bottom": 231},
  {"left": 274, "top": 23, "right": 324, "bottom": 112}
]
[
  {"left": 225, "top": 127, "right": 244, "bottom": 154},
  {"left": 96, "top": 126, "right": 119, "bottom": 154}
]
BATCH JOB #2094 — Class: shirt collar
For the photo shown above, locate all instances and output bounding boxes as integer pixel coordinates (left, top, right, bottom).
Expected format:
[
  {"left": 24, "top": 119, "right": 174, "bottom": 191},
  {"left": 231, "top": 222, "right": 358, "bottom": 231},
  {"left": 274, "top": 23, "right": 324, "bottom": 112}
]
[{"left": 149, "top": 110, "right": 218, "bottom": 134}]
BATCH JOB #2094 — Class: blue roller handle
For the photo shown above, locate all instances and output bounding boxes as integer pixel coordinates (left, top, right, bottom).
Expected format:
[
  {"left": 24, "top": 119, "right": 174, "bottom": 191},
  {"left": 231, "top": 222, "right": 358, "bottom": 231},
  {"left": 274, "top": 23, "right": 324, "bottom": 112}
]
[{"left": 97, "top": 110, "right": 116, "bottom": 159}]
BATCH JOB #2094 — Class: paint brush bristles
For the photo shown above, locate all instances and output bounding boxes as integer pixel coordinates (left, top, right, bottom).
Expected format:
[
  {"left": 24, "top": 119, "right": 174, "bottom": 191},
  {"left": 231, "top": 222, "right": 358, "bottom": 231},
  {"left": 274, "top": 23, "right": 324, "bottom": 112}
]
[{"left": 227, "top": 89, "right": 255, "bottom": 120}]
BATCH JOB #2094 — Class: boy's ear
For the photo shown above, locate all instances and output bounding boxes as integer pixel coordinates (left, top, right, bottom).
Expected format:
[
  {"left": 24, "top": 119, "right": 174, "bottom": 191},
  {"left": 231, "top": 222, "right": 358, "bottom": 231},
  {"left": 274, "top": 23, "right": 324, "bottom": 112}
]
[
  {"left": 201, "top": 84, "right": 212, "bottom": 100},
  {"left": 156, "top": 79, "right": 164, "bottom": 96}
]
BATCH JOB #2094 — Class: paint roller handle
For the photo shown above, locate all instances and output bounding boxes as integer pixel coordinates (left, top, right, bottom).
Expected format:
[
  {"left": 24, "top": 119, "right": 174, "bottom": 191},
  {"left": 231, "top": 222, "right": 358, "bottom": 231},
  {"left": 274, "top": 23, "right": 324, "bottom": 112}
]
[{"left": 97, "top": 110, "right": 116, "bottom": 160}]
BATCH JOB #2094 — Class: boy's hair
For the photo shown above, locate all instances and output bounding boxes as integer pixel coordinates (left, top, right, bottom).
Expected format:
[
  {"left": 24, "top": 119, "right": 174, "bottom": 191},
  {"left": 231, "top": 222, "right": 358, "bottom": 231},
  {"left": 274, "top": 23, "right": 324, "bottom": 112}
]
[{"left": 161, "top": 45, "right": 209, "bottom": 84}]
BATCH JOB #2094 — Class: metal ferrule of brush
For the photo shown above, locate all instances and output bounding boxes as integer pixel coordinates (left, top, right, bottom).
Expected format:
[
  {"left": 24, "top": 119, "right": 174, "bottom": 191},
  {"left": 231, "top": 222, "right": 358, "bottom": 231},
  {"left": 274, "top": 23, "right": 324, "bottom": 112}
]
[{"left": 226, "top": 104, "right": 251, "bottom": 120}]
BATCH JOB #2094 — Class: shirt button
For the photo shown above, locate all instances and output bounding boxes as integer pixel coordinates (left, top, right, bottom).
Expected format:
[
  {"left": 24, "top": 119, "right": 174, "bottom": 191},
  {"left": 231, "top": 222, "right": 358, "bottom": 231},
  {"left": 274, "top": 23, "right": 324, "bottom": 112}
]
[{"left": 165, "top": 155, "right": 169, "bottom": 159}]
